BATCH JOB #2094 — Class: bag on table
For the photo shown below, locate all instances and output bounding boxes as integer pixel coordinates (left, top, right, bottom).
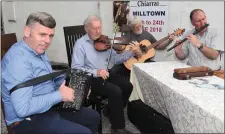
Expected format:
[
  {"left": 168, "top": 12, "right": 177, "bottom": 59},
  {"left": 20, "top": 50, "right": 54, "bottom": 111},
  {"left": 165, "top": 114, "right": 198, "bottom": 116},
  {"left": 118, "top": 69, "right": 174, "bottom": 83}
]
[
  {"left": 173, "top": 66, "right": 214, "bottom": 80},
  {"left": 213, "top": 70, "right": 224, "bottom": 79}
]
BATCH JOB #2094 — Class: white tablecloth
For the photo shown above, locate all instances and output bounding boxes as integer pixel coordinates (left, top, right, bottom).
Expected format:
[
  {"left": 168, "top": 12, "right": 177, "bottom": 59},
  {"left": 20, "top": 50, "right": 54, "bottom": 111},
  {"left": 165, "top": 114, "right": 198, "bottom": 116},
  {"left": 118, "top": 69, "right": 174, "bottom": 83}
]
[{"left": 129, "top": 61, "right": 224, "bottom": 133}]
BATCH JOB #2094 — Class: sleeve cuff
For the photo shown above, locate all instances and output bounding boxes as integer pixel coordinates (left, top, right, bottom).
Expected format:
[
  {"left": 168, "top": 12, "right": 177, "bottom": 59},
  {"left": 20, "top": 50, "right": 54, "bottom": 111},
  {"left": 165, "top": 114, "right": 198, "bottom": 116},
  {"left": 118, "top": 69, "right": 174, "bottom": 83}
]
[
  {"left": 126, "top": 50, "right": 135, "bottom": 58},
  {"left": 92, "top": 69, "right": 98, "bottom": 78},
  {"left": 51, "top": 90, "right": 62, "bottom": 105}
]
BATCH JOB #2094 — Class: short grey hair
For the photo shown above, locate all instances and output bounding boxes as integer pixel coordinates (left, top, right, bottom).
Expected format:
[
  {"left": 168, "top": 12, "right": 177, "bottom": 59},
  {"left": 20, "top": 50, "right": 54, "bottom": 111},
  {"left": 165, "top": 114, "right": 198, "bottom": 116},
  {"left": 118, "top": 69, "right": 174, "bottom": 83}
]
[
  {"left": 83, "top": 15, "right": 102, "bottom": 28},
  {"left": 26, "top": 12, "right": 56, "bottom": 28},
  {"left": 128, "top": 16, "right": 142, "bottom": 26}
]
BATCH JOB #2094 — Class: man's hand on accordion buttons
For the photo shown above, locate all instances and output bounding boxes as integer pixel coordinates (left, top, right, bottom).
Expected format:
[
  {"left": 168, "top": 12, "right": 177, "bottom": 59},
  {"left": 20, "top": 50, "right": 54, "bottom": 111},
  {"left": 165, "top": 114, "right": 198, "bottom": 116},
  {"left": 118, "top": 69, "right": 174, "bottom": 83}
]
[
  {"left": 59, "top": 81, "right": 75, "bottom": 102},
  {"left": 97, "top": 69, "right": 109, "bottom": 80}
]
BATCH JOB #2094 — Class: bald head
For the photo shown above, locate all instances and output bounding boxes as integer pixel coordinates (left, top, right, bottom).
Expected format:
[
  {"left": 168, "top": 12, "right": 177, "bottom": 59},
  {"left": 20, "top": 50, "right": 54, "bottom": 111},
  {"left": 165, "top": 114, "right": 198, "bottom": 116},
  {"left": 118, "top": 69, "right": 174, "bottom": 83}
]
[
  {"left": 190, "top": 9, "right": 205, "bottom": 21},
  {"left": 189, "top": 9, "right": 207, "bottom": 31}
]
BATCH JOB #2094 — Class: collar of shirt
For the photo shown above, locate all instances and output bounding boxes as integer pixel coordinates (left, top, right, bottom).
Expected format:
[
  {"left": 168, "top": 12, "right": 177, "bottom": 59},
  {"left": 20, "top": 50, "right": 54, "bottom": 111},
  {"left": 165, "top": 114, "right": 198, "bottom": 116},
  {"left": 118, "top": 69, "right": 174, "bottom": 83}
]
[
  {"left": 20, "top": 39, "right": 47, "bottom": 60},
  {"left": 83, "top": 33, "right": 94, "bottom": 44}
]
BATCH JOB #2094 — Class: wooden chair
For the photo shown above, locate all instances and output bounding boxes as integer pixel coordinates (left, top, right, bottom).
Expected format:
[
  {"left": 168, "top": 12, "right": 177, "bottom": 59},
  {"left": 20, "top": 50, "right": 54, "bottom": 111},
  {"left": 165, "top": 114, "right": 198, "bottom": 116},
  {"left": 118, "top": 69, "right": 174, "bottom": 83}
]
[
  {"left": 63, "top": 25, "right": 107, "bottom": 134},
  {"left": 1, "top": 33, "right": 17, "bottom": 59},
  {"left": 121, "top": 24, "right": 131, "bottom": 37},
  {"left": 1, "top": 33, "right": 17, "bottom": 134}
]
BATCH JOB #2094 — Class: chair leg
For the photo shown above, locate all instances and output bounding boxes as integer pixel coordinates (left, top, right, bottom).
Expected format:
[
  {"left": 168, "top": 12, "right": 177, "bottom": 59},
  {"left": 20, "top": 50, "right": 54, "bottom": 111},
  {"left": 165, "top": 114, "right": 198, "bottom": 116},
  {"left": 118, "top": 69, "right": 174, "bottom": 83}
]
[
  {"left": 7, "top": 126, "right": 13, "bottom": 134},
  {"left": 96, "top": 100, "right": 102, "bottom": 134},
  {"left": 92, "top": 103, "right": 95, "bottom": 109}
]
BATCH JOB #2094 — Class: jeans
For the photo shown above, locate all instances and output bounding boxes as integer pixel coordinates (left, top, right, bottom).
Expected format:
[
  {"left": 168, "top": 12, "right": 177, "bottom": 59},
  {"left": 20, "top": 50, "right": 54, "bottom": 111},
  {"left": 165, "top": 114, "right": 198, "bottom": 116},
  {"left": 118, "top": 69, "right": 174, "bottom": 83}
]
[{"left": 12, "top": 107, "right": 100, "bottom": 134}]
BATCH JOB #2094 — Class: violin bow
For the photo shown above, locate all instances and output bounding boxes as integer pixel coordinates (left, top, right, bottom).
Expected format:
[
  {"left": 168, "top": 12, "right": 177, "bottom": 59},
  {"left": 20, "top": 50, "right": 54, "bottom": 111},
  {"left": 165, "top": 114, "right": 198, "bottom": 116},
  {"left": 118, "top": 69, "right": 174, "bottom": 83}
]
[
  {"left": 106, "top": 31, "right": 118, "bottom": 68},
  {"left": 103, "top": 26, "right": 118, "bottom": 85}
]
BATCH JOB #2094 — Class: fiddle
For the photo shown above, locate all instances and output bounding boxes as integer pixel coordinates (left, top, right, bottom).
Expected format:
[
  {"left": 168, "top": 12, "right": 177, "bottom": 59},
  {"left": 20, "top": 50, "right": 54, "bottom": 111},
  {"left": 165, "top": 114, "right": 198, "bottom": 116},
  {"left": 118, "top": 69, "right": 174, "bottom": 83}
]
[{"left": 94, "top": 35, "right": 129, "bottom": 52}]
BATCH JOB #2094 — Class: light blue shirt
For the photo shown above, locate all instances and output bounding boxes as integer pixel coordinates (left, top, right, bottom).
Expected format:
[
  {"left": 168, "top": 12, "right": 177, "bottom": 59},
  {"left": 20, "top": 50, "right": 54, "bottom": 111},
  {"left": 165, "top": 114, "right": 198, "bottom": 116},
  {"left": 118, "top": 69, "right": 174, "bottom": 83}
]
[
  {"left": 1, "top": 39, "right": 64, "bottom": 126},
  {"left": 71, "top": 34, "right": 135, "bottom": 77}
]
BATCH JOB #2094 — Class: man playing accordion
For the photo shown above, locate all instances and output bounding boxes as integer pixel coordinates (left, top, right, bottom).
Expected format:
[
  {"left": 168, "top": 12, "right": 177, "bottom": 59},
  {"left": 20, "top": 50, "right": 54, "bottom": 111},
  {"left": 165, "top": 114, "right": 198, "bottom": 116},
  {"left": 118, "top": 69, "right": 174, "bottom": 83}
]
[{"left": 1, "top": 12, "right": 100, "bottom": 134}]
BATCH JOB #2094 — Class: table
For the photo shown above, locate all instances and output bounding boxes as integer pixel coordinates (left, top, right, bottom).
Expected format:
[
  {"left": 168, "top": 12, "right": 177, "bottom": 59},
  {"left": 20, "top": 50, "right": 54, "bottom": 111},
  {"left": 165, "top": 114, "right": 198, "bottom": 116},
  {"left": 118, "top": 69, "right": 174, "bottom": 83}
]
[{"left": 129, "top": 61, "right": 224, "bottom": 133}]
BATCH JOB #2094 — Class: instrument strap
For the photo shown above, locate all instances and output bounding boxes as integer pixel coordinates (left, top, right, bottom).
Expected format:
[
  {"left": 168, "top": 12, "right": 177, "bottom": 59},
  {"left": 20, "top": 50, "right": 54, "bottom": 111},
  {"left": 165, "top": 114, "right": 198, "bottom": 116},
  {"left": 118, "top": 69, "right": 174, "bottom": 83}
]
[{"left": 10, "top": 69, "right": 70, "bottom": 94}]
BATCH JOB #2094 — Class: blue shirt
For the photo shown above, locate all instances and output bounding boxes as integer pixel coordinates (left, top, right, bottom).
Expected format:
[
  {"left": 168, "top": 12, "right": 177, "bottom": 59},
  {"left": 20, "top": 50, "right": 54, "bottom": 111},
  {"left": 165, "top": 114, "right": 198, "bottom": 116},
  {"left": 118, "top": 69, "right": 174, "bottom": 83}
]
[
  {"left": 71, "top": 34, "right": 135, "bottom": 77},
  {"left": 1, "top": 39, "right": 64, "bottom": 126}
]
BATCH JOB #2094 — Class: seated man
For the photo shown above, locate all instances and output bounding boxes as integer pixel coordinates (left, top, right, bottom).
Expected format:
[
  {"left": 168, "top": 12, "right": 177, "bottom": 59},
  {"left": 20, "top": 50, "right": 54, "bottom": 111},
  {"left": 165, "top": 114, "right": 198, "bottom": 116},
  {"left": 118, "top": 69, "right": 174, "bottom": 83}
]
[
  {"left": 71, "top": 15, "right": 142, "bottom": 134},
  {"left": 174, "top": 9, "right": 223, "bottom": 71},
  {"left": 111, "top": 16, "right": 175, "bottom": 77},
  {"left": 1, "top": 12, "right": 100, "bottom": 134}
]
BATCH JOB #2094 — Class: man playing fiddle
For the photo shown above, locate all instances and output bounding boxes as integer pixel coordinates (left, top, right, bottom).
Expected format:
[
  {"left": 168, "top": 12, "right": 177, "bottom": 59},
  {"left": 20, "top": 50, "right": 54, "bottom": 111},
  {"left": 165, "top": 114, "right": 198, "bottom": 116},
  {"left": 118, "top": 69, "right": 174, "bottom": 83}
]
[{"left": 71, "top": 15, "right": 142, "bottom": 134}]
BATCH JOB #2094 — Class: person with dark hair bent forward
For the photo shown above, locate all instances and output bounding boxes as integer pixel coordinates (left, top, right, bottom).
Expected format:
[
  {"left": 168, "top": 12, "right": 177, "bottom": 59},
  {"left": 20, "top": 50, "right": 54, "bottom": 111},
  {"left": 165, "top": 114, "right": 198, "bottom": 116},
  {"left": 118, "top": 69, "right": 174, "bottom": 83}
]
[
  {"left": 1, "top": 12, "right": 100, "bottom": 134},
  {"left": 71, "top": 15, "right": 142, "bottom": 134}
]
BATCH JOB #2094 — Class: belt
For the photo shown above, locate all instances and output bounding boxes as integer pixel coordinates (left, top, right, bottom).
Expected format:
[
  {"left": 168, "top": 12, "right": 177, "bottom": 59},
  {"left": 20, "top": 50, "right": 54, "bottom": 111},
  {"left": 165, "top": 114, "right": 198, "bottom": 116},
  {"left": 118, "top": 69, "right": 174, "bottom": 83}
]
[
  {"left": 9, "top": 117, "right": 34, "bottom": 128},
  {"left": 10, "top": 121, "right": 21, "bottom": 128}
]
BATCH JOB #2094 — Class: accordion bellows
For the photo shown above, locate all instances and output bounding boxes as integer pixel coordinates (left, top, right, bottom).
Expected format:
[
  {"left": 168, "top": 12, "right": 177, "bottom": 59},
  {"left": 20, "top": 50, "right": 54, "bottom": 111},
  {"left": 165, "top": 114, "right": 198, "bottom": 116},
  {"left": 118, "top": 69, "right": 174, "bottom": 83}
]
[{"left": 60, "top": 69, "right": 93, "bottom": 111}]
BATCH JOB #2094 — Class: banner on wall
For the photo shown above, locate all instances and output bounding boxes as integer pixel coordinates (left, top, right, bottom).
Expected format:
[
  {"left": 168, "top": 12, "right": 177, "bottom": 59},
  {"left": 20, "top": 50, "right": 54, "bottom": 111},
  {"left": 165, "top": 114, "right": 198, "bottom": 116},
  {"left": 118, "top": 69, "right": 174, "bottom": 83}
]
[
  {"left": 129, "top": 1, "right": 168, "bottom": 39},
  {"left": 113, "top": 1, "right": 130, "bottom": 33}
]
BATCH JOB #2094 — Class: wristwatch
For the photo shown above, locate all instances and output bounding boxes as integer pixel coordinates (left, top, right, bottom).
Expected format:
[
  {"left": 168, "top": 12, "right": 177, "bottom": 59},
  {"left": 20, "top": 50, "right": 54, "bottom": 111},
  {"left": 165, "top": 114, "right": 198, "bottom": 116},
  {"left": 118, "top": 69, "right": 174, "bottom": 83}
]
[{"left": 198, "top": 44, "right": 204, "bottom": 50}]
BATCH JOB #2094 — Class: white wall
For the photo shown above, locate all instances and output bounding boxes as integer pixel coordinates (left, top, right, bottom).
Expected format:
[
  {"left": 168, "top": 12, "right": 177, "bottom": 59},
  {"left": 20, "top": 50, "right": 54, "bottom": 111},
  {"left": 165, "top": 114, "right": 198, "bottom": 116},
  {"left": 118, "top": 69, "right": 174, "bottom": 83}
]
[
  {"left": 2, "top": 1, "right": 224, "bottom": 68},
  {"left": 2, "top": 1, "right": 99, "bottom": 63},
  {"left": 157, "top": 1, "right": 224, "bottom": 63},
  {"left": 99, "top": 1, "right": 113, "bottom": 37}
]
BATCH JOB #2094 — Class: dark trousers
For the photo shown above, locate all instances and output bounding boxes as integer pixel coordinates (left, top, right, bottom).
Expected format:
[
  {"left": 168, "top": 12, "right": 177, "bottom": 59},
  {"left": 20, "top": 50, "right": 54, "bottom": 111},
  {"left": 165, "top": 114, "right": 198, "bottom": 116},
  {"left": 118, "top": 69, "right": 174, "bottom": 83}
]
[
  {"left": 12, "top": 107, "right": 100, "bottom": 134},
  {"left": 110, "top": 58, "right": 155, "bottom": 78},
  {"left": 91, "top": 72, "right": 133, "bottom": 129}
]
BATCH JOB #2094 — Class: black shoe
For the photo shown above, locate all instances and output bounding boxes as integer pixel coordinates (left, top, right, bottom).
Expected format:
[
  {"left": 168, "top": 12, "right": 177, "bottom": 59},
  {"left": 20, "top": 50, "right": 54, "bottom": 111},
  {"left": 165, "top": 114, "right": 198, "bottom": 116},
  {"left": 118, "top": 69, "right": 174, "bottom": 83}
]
[{"left": 111, "top": 128, "right": 133, "bottom": 134}]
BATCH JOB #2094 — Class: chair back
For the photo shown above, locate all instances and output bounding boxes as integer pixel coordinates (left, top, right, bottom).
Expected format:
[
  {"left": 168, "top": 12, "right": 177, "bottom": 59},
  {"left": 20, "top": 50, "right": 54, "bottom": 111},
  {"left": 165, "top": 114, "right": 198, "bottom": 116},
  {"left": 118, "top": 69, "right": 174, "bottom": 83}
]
[
  {"left": 121, "top": 24, "right": 130, "bottom": 36},
  {"left": 63, "top": 25, "right": 86, "bottom": 67},
  {"left": 1, "top": 33, "right": 17, "bottom": 134},
  {"left": 1, "top": 33, "right": 17, "bottom": 59}
]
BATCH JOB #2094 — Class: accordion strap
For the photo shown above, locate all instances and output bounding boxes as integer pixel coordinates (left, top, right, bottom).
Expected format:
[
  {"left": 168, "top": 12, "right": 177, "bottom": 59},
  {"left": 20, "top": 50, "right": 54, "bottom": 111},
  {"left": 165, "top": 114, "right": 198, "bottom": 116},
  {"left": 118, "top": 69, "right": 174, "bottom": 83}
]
[{"left": 10, "top": 69, "right": 70, "bottom": 94}]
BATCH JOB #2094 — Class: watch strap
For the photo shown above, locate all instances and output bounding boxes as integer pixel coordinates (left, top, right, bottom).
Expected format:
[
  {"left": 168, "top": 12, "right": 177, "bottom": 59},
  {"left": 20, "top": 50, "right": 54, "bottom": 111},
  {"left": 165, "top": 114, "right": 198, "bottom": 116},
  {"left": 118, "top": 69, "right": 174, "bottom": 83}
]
[{"left": 198, "top": 44, "right": 204, "bottom": 50}]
